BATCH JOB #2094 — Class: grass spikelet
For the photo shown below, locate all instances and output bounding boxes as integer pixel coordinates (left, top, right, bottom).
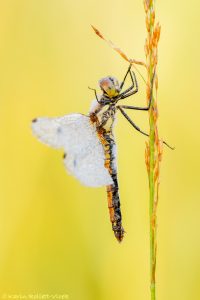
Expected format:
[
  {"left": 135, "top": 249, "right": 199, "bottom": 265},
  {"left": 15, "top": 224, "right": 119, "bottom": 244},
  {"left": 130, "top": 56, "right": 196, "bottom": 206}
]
[{"left": 91, "top": 25, "right": 147, "bottom": 69}]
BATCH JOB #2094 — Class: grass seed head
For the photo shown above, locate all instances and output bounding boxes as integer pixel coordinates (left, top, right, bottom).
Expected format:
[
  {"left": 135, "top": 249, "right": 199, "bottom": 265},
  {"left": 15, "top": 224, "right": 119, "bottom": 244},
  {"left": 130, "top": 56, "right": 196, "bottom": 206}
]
[
  {"left": 151, "top": 11, "right": 155, "bottom": 27},
  {"left": 143, "top": 0, "right": 148, "bottom": 13},
  {"left": 144, "top": 38, "right": 149, "bottom": 57},
  {"left": 146, "top": 82, "right": 151, "bottom": 100},
  {"left": 146, "top": 15, "right": 150, "bottom": 32},
  {"left": 155, "top": 73, "right": 158, "bottom": 90},
  {"left": 145, "top": 141, "right": 150, "bottom": 174}
]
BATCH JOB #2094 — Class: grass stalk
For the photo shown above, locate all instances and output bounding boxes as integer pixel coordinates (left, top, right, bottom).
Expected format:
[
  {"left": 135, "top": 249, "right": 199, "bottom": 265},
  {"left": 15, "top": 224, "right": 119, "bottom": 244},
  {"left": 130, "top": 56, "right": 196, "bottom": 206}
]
[{"left": 144, "top": 1, "right": 162, "bottom": 299}]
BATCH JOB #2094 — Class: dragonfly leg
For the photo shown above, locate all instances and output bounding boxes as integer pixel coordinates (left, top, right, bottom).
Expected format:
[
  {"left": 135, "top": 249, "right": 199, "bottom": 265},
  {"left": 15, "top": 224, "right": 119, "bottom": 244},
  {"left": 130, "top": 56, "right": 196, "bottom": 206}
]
[
  {"left": 117, "top": 106, "right": 174, "bottom": 150},
  {"left": 117, "top": 69, "right": 156, "bottom": 102},
  {"left": 117, "top": 100, "right": 150, "bottom": 111},
  {"left": 88, "top": 86, "right": 101, "bottom": 103},
  {"left": 118, "top": 106, "right": 149, "bottom": 137},
  {"left": 120, "top": 63, "right": 132, "bottom": 89},
  {"left": 117, "top": 73, "right": 153, "bottom": 109},
  {"left": 118, "top": 71, "right": 138, "bottom": 99}
]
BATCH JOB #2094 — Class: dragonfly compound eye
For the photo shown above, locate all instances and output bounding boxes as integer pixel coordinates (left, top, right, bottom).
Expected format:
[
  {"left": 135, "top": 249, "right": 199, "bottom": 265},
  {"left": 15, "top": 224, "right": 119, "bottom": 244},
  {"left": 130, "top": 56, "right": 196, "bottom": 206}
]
[{"left": 99, "top": 76, "right": 120, "bottom": 98}]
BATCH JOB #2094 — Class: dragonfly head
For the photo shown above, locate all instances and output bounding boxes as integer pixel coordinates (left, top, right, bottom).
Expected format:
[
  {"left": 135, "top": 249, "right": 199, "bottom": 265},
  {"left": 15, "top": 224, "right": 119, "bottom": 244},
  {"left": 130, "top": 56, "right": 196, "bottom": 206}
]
[{"left": 99, "top": 76, "right": 120, "bottom": 98}]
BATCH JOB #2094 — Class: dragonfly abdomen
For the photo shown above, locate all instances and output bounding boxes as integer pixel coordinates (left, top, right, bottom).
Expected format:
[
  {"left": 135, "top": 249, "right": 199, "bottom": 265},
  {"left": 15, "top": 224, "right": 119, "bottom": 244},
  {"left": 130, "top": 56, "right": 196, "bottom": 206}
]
[
  {"left": 89, "top": 104, "right": 124, "bottom": 242},
  {"left": 104, "top": 133, "right": 124, "bottom": 242},
  {"left": 107, "top": 181, "right": 124, "bottom": 242}
]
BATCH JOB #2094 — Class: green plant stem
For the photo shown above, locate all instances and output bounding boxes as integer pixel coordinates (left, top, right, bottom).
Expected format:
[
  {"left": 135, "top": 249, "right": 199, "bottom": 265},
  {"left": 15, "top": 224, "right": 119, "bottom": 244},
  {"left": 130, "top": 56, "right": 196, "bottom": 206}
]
[
  {"left": 148, "top": 3, "right": 156, "bottom": 298},
  {"left": 149, "top": 106, "right": 156, "bottom": 300}
]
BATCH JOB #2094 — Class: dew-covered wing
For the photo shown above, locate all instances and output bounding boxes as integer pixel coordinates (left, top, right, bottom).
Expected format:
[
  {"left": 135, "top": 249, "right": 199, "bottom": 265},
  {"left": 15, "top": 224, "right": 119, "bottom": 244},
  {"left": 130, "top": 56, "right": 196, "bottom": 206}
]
[{"left": 31, "top": 113, "right": 113, "bottom": 187}]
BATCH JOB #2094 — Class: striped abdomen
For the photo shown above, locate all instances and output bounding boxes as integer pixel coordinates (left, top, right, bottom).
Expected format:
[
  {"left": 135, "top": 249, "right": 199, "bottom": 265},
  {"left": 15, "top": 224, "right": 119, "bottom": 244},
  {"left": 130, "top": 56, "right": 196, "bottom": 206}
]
[
  {"left": 103, "top": 131, "right": 124, "bottom": 242},
  {"left": 90, "top": 110, "right": 124, "bottom": 242}
]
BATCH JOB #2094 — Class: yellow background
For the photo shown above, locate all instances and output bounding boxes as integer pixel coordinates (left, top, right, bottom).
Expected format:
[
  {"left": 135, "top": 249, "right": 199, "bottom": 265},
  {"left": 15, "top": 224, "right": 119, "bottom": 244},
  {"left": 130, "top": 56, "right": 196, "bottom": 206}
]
[{"left": 0, "top": 1, "right": 199, "bottom": 299}]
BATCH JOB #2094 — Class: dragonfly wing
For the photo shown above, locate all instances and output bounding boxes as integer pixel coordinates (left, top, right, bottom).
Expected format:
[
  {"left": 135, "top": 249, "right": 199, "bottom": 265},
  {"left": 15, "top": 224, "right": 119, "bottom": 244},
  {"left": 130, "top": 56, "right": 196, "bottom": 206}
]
[
  {"left": 32, "top": 115, "right": 70, "bottom": 148},
  {"left": 32, "top": 113, "right": 113, "bottom": 187}
]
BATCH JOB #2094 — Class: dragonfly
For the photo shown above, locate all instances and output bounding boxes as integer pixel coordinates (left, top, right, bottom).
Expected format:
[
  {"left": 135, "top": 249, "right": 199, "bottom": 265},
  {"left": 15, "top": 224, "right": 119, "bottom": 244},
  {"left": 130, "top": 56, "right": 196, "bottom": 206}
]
[{"left": 32, "top": 64, "right": 172, "bottom": 242}]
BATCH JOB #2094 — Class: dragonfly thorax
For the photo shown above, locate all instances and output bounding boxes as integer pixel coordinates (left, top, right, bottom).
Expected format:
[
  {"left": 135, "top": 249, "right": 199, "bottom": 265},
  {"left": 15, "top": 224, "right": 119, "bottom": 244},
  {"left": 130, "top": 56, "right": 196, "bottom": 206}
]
[{"left": 99, "top": 76, "right": 120, "bottom": 98}]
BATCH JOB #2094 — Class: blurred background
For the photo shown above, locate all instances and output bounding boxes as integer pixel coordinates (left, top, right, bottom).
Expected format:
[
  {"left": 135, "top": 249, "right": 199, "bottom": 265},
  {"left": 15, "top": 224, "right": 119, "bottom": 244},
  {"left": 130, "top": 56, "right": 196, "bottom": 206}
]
[{"left": 0, "top": 0, "right": 199, "bottom": 299}]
